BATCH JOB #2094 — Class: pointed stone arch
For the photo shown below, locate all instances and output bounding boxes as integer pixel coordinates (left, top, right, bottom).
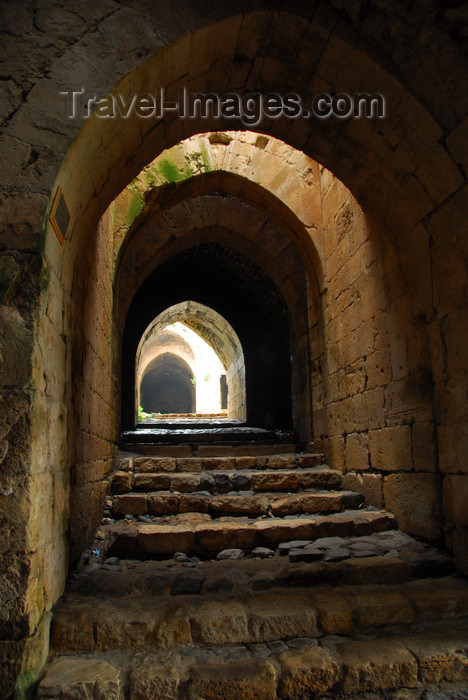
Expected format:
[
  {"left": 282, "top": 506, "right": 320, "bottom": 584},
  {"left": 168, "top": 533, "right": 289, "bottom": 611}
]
[{"left": 136, "top": 301, "right": 247, "bottom": 421}]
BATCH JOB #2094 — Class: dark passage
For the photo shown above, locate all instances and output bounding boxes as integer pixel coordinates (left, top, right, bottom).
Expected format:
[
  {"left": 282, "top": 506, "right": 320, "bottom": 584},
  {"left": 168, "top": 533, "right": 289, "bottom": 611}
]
[
  {"left": 140, "top": 353, "right": 195, "bottom": 414},
  {"left": 121, "top": 242, "right": 293, "bottom": 431}
]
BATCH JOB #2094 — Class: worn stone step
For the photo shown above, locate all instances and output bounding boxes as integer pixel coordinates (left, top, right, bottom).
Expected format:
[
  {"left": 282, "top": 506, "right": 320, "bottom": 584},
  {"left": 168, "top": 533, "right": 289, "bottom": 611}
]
[
  {"left": 121, "top": 426, "right": 289, "bottom": 446},
  {"left": 111, "top": 464, "right": 339, "bottom": 496},
  {"left": 114, "top": 451, "right": 325, "bottom": 479},
  {"left": 110, "top": 489, "right": 363, "bottom": 518},
  {"left": 116, "top": 442, "right": 302, "bottom": 459},
  {"left": 37, "top": 622, "right": 468, "bottom": 699},
  {"left": 70, "top": 531, "right": 455, "bottom": 600},
  {"left": 103, "top": 509, "right": 396, "bottom": 559},
  {"left": 112, "top": 453, "right": 328, "bottom": 486},
  {"left": 49, "top": 576, "right": 468, "bottom": 656}
]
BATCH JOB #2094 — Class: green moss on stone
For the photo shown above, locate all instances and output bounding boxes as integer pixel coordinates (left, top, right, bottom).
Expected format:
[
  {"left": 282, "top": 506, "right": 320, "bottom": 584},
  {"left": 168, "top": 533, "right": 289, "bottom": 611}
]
[
  {"left": 40, "top": 261, "right": 49, "bottom": 293},
  {"left": 126, "top": 190, "right": 144, "bottom": 226},
  {"left": 199, "top": 142, "right": 211, "bottom": 171},
  {"left": 39, "top": 210, "right": 49, "bottom": 251},
  {"left": 144, "top": 169, "right": 158, "bottom": 185},
  {"left": 15, "top": 669, "right": 38, "bottom": 700},
  {"left": 184, "top": 164, "right": 194, "bottom": 179},
  {"left": 159, "top": 158, "right": 181, "bottom": 183}
]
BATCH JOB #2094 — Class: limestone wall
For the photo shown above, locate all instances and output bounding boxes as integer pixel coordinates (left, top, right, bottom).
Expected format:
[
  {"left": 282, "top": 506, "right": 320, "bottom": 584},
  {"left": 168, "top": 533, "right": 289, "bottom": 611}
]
[
  {"left": 316, "top": 172, "right": 440, "bottom": 542},
  {"left": 1, "top": 2, "right": 468, "bottom": 695}
]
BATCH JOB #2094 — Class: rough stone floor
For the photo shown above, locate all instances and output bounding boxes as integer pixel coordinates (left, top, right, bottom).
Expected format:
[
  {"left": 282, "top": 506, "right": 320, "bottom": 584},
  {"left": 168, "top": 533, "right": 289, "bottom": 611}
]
[{"left": 36, "top": 440, "right": 468, "bottom": 699}]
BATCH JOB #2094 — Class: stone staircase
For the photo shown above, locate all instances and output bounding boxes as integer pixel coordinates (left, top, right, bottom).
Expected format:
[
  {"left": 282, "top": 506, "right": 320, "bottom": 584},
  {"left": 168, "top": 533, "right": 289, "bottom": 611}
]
[{"left": 36, "top": 439, "right": 468, "bottom": 699}]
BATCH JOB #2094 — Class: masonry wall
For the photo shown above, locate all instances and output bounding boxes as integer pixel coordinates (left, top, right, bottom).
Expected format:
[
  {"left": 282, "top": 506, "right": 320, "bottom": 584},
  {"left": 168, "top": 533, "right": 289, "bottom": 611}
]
[
  {"left": 313, "top": 171, "right": 440, "bottom": 541},
  {"left": 1, "top": 2, "right": 468, "bottom": 696}
]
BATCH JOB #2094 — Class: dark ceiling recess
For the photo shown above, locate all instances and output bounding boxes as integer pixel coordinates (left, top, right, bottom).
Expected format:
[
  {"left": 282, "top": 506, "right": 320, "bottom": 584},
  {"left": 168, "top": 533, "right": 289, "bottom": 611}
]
[{"left": 121, "top": 241, "right": 293, "bottom": 430}]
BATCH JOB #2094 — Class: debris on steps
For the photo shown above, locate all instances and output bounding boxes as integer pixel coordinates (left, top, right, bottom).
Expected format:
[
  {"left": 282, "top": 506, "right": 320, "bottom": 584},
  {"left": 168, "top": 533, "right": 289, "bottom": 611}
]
[{"left": 35, "top": 442, "right": 468, "bottom": 699}]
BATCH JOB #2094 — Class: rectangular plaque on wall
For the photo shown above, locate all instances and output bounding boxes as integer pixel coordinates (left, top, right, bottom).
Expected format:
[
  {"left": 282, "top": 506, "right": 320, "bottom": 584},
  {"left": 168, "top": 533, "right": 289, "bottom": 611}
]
[{"left": 49, "top": 186, "right": 70, "bottom": 245}]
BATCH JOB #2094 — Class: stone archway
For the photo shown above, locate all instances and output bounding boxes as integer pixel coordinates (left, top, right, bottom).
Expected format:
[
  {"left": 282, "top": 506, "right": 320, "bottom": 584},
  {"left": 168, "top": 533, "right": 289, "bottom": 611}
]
[
  {"left": 2, "top": 3, "right": 468, "bottom": 694},
  {"left": 122, "top": 240, "right": 294, "bottom": 431},
  {"left": 140, "top": 352, "right": 196, "bottom": 415},
  {"left": 135, "top": 301, "right": 247, "bottom": 421}
]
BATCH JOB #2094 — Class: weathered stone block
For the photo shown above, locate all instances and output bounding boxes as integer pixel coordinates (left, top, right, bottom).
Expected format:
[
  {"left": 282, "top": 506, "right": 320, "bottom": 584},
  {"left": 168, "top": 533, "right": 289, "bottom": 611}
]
[
  {"left": 255, "top": 517, "right": 316, "bottom": 544},
  {"left": 111, "top": 471, "right": 131, "bottom": 494},
  {"left": 147, "top": 494, "right": 180, "bottom": 515},
  {"left": 251, "top": 471, "right": 299, "bottom": 491},
  {"left": 384, "top": 473, "right": 440, "bottom": 539},
  {"left": 134, "top": 457, "right": 176, "bottom": 473},
  {"left": 297, "top": 453, "right": 323, "bottom": 467},
  {"left": 278, "top": 646, "right": 341, "bottom": 696},
  {"left": 37, "top": 658, "right": 120, "bottom": 699},
  {"left": 412, "top": 421, "right": 436, "bottom": 472},
  {"left": 369, "top": 426, "right": 413, "bottom": 472},
  {"left": 271, "top": 492, "right": 343, "bottom": 517},
  {"left": 335, "top": 639, "right": 418, "bottom": 692},
  {"left": 339, "top": 557, "right": 411, "bottom": 585},
  {"left": 402, "top": 629, "right": 468, "bottom": 684},
  {"left": 189, "top": 659, "right": 277, "bottom": 700},
  {"left": 133, "top": 473, "right": 170, "bottom": 491},
  {"left": 443, "top": 475, "right": 468, "bottom": 526},
  {"left": 247, "top": 593, "right": 319, "bottom": 641},
  {"left": 266, "top": 454, "right": 297, "bottom": 469},
  {"left": 202, "top": 457, "right": 236, "bottom": 471},
  {"left": 176, "top": 458, "right": 203, "bottom": 473},
  {"left": 112, "top": 494, "right": 147, "bottom": 516},
  {"left": 95, "top": 604, "right": 155, "bottom": 650},
  {"left": 137, "top": 524, "right": 194, "bottom": 556},
  {"left": 195, "top": 522, "right": 257, "bottom": 554},
  {"left": 50, "top": 607, "right": 94, "bottom": 652},
  {"left": 350, "top": 587, "right": 414, "bottom": 627},
  {"left": 154, "top": 605, "right": 192, "bottom": 647},
  {"left": 310, "top": 592, "right": 354, "bottom": 634},
  {"left": 117, "top": 457, "right": 133, "bottom": 471},
  {"left": 345, "top": 432, "right": 370, "bottom": 471},
  {"left": 179, "top": 493, "right": 211, "bottom": 513},
  {"left": 405, "top": 578, "right": 468, "bottom": 619},
  {"left": 170, "top": 473, "right": 200, "bottom": 492},
  {"left": 234, "top": 456, "right": 256, "bottom": 469},
  {"left": 299, "top": 468, "right": 342, "bottom": 489},
  {"left": 190, "top": 601, "right": 250, "bottom": 644},
  {"left": 342, "top": 472, "right": 383, "bottom": 508},
  {"left": 209, "top": 495, "right": 268, "bottom": 516},
  {"left": 129, "top": 659, "right": 180, "bottom": 700}
]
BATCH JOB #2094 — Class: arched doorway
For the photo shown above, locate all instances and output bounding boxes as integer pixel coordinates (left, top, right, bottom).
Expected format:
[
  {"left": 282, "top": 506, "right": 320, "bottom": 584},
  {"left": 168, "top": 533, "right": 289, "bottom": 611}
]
[
  {"left": 135, "top": 301, "right": 247, "bottom": 421},
  {"left": 140, "top": 352, "right": 195, "bottom": 414},
  {"left": 121, "top": 241, "right": 294, "bottom": 430},
  {"left": 4, "top": 5, "right": 468, "bottom": 693}
]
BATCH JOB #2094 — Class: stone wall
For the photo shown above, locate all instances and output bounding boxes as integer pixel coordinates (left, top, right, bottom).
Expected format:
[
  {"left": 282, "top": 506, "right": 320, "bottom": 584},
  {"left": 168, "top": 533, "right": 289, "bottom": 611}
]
[
  {"left": 1, "top": 1, "right": 468, "bottom": 695},
  {"left": 316, "top": 173, "right": 440, "bottom": 541},
  {"left": 110, "top": 132, "right": 441, "bottom": 544}
]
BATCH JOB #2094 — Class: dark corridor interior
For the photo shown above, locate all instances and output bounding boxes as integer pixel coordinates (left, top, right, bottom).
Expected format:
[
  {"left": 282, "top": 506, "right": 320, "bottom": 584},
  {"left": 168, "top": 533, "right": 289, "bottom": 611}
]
[
  {"left": 140, "top": 352, "right": 196, "bottom": 414},
  {"left": 121, "top": 242, "right": 293, "bottom": 431}
]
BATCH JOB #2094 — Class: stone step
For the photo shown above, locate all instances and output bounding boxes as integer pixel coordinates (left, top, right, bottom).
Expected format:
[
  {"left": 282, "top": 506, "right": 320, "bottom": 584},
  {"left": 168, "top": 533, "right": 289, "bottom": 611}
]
[
  {"left": 116, "top": 442, "right": 302, "bottom": 458},
  {"left": 114, "top": 451, "right": 324, "bottom": 478},
  {"left": 103, "top": 509, "right": 396, "bottom": 559},
  {"left": 111, "top": 464, "right": 337, "bottom": 496},
  {"left": 37, "top": 622, "right": 468, "bottom": 698},
  {"left": 70, "top": 531, "right": 455, "bottom": 600},
  {"left": 140, "top": 412, "right": 229, "bottom": 421},
  {"left": 121, "top": 426, "right": 292, "bottom": 446},
  {"left": 110, "top": 489, "right": 364, "bottom": 518},
  {"left": 49, "top": 576, "right": 468, "bottom": 656}
]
